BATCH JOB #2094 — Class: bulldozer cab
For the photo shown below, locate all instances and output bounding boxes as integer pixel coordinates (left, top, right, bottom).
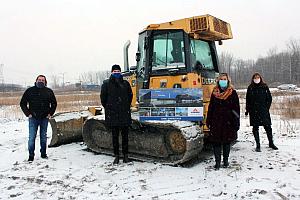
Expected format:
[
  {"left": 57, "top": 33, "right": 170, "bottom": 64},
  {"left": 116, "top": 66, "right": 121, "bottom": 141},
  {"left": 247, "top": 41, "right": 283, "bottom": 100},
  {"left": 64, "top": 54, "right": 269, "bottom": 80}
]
[
  {"left": 130, "top": 15, "right": 232, "bottom": 95},
  {"left": 126, "top": 14, "right": 233, "bottom": 128},
  {"left": 135, "top": 29, "right": 219, "bottom": 89}
]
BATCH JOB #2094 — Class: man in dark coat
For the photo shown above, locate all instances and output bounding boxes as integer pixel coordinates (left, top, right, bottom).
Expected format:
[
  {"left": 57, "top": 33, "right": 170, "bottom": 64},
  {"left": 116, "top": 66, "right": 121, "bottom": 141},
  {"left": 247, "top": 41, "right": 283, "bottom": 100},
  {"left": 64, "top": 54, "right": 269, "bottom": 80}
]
[
  {"left": 100, "top": 64, "right": 133, "bottom": 164},
  {"left": 20, "top": 75, "right": 57, "bottom": 162},
  {"left": 245, "top": 72, "right": 278, "bottom": 152},
  {"left": 206, "top": 73, "right": 240, "bottom": 169}
]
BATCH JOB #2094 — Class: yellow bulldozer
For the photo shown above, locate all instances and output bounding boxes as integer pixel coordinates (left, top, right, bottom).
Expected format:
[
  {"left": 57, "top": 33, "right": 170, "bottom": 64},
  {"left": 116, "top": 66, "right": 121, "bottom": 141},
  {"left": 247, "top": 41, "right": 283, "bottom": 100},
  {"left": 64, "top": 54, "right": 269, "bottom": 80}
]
[{"left": 49, "top": 14, "right": 233, "bottom": 165}]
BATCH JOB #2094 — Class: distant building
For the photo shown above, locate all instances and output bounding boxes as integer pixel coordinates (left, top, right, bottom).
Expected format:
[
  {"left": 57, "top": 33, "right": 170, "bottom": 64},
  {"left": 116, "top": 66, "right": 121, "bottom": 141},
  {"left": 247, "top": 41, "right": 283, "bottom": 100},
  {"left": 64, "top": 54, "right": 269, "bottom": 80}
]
[
  {"left": 0, "top": 83, "right": 24, "bottom": 92},
  {"left": 76, "top": 83, "right": 101, "bottom": 91}
]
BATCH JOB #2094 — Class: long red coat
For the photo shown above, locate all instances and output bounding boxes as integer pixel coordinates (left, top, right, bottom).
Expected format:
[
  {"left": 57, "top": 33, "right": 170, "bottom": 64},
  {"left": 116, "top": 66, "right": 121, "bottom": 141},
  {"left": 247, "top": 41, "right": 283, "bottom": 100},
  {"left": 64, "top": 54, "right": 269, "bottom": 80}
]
[{"left": 206, "top": 89, "right": 240, "bottom": 143}]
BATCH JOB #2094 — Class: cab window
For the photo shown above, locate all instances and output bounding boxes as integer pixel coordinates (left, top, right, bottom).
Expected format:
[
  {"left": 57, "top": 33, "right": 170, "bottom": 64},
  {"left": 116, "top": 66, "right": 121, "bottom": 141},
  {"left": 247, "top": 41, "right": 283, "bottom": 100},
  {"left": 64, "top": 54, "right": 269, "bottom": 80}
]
[
  {"left": 190, "top": 40, "right": 214, "bottom": 70},
  {"left": 152, "top": 31, "right": 186, "bottom": 71}
]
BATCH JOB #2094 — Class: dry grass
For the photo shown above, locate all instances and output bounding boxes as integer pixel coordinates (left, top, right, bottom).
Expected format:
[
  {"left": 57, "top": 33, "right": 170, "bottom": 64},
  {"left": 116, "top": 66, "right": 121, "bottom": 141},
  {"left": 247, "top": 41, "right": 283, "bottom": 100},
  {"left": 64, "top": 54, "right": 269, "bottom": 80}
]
[
  {"left": 238, "top": 89, "right": 300, "bottom": 119},
  {"left": 0, "top": 92, "right": 23, "bottom": 106},
  {"left": 272, "top": 95, "right": 300, "bottom": 119},
  {"left": 1, "top": 90, "right": 299, "bottom": 120},
  {"left": 55, "top": 91, "right": 100, "bottom": 113}
]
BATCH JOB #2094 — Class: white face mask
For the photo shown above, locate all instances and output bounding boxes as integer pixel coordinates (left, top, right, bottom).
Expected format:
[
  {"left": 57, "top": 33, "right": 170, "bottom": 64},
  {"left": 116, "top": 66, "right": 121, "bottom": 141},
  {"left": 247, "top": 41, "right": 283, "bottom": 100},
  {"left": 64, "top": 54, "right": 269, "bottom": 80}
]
[{"left": 253, "top": 78, "right": 260, "bottom": 84}]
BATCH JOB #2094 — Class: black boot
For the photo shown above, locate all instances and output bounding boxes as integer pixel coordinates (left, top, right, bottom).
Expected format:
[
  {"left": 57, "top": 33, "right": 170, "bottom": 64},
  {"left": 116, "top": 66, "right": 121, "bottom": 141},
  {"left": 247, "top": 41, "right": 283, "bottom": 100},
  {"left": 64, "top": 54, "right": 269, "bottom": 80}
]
[
  {"left": 223, "top": 143, "right": 230, "bottom": 168},
  {"left": 269, "top": 143, "right": 278, "bottom": 150},
  {"left": 214, "top": 162, "right": 221, "bottom": 170},
  {"left": 28, "top": 155, "right": 34, "bottom": 162},
  {"left": 253, "top": 127, "right": 261, "bottom": 152},
  {"left": 123, "top": 154, "right": 130, "bottom": 163},
  {"left": 41, "top": 154, "right": 48, "bottom": 159},
  {"left": 213, "top": 144, "right": 221, "bottom": 170},
  {"left": 113, "top": 155, "right": 119, "bottom": 165},
  {"left": 265, "top": 126, "right": 278, "bottom": 150}
]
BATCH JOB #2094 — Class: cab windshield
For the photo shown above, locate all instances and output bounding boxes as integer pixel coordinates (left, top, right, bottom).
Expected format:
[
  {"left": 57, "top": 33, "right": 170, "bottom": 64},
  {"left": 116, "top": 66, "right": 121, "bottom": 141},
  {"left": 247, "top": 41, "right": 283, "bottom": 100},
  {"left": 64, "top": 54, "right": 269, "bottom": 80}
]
[{"left": 151, "top": 31, "right": 186, "bottom": 71}]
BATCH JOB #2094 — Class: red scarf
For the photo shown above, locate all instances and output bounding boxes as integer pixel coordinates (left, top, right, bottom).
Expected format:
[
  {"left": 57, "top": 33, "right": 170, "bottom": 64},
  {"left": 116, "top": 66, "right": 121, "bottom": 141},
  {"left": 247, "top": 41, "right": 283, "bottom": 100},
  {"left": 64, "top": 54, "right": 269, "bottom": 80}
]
[{"left": 212, "top": 86, "right": 233, "bottom": 100}]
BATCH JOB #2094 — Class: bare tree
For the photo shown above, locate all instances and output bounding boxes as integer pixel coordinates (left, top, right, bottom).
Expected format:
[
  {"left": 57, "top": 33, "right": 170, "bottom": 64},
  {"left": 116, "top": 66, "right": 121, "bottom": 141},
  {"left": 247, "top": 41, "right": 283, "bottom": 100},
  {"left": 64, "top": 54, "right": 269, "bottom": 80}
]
[
  {"left": 218, "top": 38, "right": 300, "bottom": 88},
  {"left": 80, "top": 70, "right": 110, "bottom": 85},
  {"left": 286, "top": 38, "right": 300, "bottom": 82},
  {"left": 219, "top": 52, "right": 234, "bottom": 75},
  {"left": 266, "top": 47, "right": 278, "bottom": 82},
  {"left": 50, "top": 74, "right": 60, "bottom": 89}
]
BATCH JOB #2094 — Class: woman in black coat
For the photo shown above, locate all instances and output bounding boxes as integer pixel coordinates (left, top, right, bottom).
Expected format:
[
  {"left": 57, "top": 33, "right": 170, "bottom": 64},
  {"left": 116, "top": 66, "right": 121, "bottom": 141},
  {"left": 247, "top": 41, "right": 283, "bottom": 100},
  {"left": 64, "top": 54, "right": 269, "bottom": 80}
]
[
  {"left": 245, "top": 72, "right": 278, "bottom": 152},
  {"left": 101, "top": 64, "right": 133, "bottom": 164},
  {"left": 206, "top": 73, "right": 240, "bottom": 169}
]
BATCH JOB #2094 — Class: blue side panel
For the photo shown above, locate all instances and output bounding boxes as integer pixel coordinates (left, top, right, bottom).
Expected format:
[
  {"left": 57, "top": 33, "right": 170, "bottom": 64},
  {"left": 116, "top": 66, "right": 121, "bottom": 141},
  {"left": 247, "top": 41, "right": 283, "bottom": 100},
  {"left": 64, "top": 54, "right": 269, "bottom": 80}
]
[{"left": 139, "top": 88, "right": 203, "bottom": 121}]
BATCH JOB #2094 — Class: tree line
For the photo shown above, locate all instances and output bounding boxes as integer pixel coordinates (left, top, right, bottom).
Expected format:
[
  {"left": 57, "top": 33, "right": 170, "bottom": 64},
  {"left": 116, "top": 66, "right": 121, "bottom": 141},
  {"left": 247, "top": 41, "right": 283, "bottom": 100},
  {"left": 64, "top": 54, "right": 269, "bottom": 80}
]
[
  {"left": 48, "top": 38, "right": 300, "bottom": 90},
  {"left": 49, "top": 70, "right": 110, "bottom": 89},
  {"left": 219, "top": 38, "right": 300, "bottom": 88}
]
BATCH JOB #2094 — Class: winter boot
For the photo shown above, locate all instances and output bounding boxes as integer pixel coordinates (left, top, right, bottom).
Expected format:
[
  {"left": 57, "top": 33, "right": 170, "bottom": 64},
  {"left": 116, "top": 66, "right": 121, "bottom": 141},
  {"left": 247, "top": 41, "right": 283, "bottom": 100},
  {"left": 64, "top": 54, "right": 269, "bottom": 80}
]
[
  {"left": 213, "top": 144, "right": 221, "bottom": 170},
  {"left": 41, "top": 154, "right": 48, "bottom": 159},
  {"left": 123, "top": 154, "right": 130, "bottom": 163},
  {"left": 28, "top": 155, "right": 34, "bottom": 162},
  {"left": 223, "top": 143, "right": 230, "bottom": 168},
  {"left": 223, "top": 160, "right": 229, "bottom": 168},
  {"left": 255, "top": 144, "right": 261, "bottom": 152},
  {"left": 269, "top": 143, "right": 278, "bottom": 150},
  {"left": 265, "top": 126, "right": 278, "bottom": 150},
  {"left": 253, "top": 127, "right": 261, "bottom": 152},
  {"left": 113, "top": 155, "right": 119, "bottom": 165},
  {"left": 214, "top": 162, "right": 221, "bottom": 170}
]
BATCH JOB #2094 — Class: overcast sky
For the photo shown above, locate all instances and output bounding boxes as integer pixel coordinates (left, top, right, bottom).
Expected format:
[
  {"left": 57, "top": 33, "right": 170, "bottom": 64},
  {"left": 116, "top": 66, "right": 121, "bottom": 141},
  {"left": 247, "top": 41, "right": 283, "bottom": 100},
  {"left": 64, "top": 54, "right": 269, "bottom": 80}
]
[{"left": 0, "top": 0, "right": 300, "bottom": 86}]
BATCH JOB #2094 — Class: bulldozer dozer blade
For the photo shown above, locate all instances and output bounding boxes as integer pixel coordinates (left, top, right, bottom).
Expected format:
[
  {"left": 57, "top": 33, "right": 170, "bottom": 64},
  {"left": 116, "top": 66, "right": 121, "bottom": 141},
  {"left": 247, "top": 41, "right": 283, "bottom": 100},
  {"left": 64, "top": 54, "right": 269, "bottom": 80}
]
[{"left": 49, "top": 111, "right": 92, "bottom": 147}]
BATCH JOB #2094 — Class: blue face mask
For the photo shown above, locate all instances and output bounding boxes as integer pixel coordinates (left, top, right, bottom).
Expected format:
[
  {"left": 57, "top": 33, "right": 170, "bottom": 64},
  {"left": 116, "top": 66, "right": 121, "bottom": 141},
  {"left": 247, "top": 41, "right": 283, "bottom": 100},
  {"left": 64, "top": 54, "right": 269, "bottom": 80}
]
[
  {"left": 112, "top": 72, "right": 122, "bottom": 79},
  {"left": 36, "top": 81, "right": 45, "bottom": 88},
  {"left": 219, "top": 80, "right": 228, "bottom": 88}
]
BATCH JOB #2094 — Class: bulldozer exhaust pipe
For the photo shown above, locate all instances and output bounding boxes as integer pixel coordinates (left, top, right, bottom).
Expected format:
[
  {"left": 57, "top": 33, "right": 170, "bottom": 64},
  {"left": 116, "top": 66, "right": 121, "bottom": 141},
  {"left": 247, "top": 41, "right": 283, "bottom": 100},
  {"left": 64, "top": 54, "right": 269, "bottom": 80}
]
[{"left": 123, "top": 40, "right": 131, "bottom": 72}]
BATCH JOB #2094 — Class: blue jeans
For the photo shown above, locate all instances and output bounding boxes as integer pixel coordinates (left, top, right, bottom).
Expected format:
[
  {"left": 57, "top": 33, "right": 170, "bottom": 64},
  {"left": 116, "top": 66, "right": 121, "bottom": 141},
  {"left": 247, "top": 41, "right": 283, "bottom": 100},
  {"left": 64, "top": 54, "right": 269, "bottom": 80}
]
[{"left": 28, "top": 117, "right": 49, "bottom": 157}]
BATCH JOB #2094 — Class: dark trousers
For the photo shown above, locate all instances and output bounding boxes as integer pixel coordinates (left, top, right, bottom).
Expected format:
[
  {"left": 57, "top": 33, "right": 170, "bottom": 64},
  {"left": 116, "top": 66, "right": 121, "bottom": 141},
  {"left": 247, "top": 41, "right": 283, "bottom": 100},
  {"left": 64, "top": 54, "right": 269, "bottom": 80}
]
[
  {"left": 253, "top": 125, "right": 274, "bottom": 145},
  {"left": 213, "top": 143, "right": 231, "bottom": 164},
  {"left": 112, "top": 126, "right": 129, "bottom": 156}
]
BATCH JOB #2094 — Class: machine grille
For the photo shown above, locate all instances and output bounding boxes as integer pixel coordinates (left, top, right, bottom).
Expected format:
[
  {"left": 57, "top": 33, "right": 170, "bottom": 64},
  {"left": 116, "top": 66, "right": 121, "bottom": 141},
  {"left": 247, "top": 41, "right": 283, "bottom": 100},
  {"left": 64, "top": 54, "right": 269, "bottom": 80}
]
[
  {"left": 189, "top": 15, "right": 231, "bottom": 39},
  {"left": 190, "top": 17, "right": 207, "bottom": 31},
  {"left": 213, "top": 18, "right": 229, "bottom": 35}
]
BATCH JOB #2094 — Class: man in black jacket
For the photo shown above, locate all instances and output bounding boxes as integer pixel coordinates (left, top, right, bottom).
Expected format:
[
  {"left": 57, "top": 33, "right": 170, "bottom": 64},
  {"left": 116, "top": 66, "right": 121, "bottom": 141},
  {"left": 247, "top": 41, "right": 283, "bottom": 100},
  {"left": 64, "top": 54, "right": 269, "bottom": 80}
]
[
  {"left": 100, "top": 64, "right": 133, "bottom": 164},
  {"left": 20, "top": 75, "right": 57, "bottom": 162}
]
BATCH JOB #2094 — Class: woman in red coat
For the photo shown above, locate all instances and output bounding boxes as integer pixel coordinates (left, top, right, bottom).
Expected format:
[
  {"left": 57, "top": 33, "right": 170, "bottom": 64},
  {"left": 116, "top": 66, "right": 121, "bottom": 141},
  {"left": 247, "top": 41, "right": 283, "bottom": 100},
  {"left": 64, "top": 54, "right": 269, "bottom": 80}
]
[{"left": 206, "top": 73, "right": 240, "bottom": 169}]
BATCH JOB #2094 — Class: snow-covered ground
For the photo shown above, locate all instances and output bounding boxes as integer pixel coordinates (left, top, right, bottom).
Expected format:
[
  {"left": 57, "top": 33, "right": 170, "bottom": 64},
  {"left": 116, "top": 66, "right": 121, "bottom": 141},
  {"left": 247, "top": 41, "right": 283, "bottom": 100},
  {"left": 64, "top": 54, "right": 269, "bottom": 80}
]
[{"left": 0, "top": 112, "right": 299, "bottom": 199}]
